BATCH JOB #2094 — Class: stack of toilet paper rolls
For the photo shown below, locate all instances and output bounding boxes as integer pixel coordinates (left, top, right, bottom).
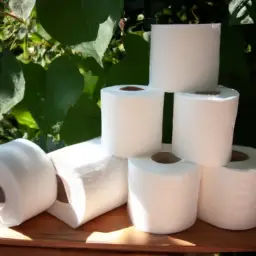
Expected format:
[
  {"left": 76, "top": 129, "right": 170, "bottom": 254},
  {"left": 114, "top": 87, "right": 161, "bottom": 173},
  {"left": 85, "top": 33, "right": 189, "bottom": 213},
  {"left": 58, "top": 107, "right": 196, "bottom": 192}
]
[
  {"left": 101, "top": 23, "right": 256, "bottom": 234},
  {"left": 101, "top": 85, "right": 202, "bottom": 234},
  {"left": 100, "top": 24, "right": 219, "bottom": 234},
  {"left": 0, "top": 23, "right": 255, "bottom": 234},
  {"left": 148, "top": 23, "right": 256, "bottom": 232}
]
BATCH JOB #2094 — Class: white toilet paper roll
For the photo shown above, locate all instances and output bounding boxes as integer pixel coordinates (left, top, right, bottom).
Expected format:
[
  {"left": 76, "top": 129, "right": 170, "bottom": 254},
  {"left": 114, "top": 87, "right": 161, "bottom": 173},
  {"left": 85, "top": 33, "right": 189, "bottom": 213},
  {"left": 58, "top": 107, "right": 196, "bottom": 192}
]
[
  {"left": 149, "top": 23, "right": 221, "bottom": 92},
  {"left": 48, "top": 137, "right": 128, "bottom": 228},
  {"left": 0, "top": 139, "right": 57, "bottom": 227},
  {"left": 172, "top": 86, "right": 239, "bottom": 167},
  {"left": 198, "top": 146, "right": 256, "bottom": 230},
  {"left": 128, "top": 144, "right": 201, "bottom": 234},
  {"left": 101, "top": 85, "right": 164, "bottom": 157}
]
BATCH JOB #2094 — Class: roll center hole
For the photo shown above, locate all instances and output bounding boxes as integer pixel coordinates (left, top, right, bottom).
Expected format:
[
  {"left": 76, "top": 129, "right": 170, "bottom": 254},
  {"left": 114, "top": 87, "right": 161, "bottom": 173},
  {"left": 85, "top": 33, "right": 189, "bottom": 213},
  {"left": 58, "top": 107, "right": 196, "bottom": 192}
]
[
  {"left": 0, "top": 187, "right": 5, "bottom": 211},
  {"left": 195, "top": 91, "right": 220, "bottom": 95},
  {"left": 56, "top": 175, "right": 69, "bottom": 203},
  {"left": 151, "top": 152, "right": 180, "bottom": 164},
  {"left": 120, "top": 86, "right": 144, "bottom": 91},
  {"left": 231, "top": 150, "right": 249, "bottom": 162}
]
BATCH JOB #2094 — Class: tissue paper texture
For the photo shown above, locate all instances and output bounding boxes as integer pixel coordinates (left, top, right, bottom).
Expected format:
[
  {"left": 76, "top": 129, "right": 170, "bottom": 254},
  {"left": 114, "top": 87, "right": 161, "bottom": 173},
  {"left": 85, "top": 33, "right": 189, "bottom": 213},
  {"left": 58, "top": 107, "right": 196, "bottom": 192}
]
[
  {"left": 0, "top": 139, "right": 56, "bottom": 227},
  {"left": 48, "top": 137, "right": 128, "bottom": 228},
  {"left": 198, "top": 145, "right": 256, "bottom": 230},
  {"left": 149, "top": 24, "right": 221, "bottom": 92},
  {"left": 128, "top": 144, "right": 201, "bottom": 234},
  {"left": 172, "top": 86, "right": 239, "bottom": 167},
  {"left": 101, "top": 85, "right": 164, "bottom": 157}
]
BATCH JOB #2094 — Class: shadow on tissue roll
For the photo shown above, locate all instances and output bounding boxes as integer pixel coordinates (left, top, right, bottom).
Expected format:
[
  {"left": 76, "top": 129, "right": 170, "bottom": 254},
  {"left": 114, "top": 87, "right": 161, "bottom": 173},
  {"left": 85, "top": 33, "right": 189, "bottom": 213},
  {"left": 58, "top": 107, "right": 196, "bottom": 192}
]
[
  {"left": 0, "top": 187, "right": 5, "bottom": 203},
  {"left": 231, "top": 150, "right": 249, "bottom": 162},
  {"left": 56, "top": 175, "right": 69, "bottom": 203},
  {"left": 195, "top": 90, "right": 220, "bottom": 95},
  {"left": 151, "top": 151, "right": 180, "bottom": 164},
  {"left": 119, "top": 86, "right": 144, "bottom": 91}
]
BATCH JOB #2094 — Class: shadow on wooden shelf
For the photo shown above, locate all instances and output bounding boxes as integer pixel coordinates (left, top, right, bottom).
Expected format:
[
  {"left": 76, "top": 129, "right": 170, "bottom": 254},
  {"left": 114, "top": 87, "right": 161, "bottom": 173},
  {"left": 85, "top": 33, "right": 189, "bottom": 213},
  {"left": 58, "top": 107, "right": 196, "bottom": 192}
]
[{"left": 0, "top": 205, "right": 255, "bottom": 254}]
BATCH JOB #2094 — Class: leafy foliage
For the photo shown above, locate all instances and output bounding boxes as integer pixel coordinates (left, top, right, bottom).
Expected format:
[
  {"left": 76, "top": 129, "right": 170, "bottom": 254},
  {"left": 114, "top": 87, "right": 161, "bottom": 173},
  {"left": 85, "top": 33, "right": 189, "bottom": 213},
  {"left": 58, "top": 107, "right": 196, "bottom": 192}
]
[
  {"left": 60, "top": 94, "right": 101, "bottom": 145},
  {"left": 12, "top": 104, "right": 38, "bottom": 129},
  {"left": 36, "top": 0, "right": 124, "bottom": 63},
  {"left": 9, "top": 0, "right": 36, "bottom": 21},
  {"left": 78, "top": 57, "right": 106, "bottom": 101},
  {"left": 106, "top": 33, "right": 150, "bottom": 85},
  {"left": 229, "top": 0, "right": 256, "bottom": 24},
  {"left": 0, "top": 49, "right": 25, "bottom": 117},
  {"left": 18, "top": 62, "right": 45, "bottom": 128},
  {"left": 43, "top": 56, "right": 84, "bottom": 131},
  {"left": 0, "top": 0, "right": 256, "bottom": 152}
]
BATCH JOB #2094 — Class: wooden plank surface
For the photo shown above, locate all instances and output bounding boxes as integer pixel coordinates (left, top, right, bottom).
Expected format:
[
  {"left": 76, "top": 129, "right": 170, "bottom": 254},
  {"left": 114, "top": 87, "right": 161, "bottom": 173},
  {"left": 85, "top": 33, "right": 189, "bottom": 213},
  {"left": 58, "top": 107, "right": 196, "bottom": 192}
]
[
  {"left": 0, "top": 205, "right": 255, "bottom": 253},
  {"left": 0, "top": 246, "right": 172, "bottom": 256}
]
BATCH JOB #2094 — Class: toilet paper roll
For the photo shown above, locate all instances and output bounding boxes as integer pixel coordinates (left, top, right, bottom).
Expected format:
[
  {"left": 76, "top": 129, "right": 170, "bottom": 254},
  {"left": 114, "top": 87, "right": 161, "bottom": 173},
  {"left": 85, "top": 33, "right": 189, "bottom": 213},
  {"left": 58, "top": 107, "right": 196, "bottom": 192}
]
[
  {"left": 128, "top": 144, "right": 201, "bottom": 234},
  {"left": 101, "top": 85, "right": 164, "bottom": 157},
  {"left": 172, "top": 86, "right": 239, "bottom": 167},
  {"left": 198, "top": 146, "right": 256, "bottom": 230},
  {"left": 47, "top": 137, "right": 128, "bottom": 228},
  {"left": 149, "top": 24, "right": 221, "bottom": 92},
  {"left": 0, "top": 139, "right": 57, "bottom": 227}
]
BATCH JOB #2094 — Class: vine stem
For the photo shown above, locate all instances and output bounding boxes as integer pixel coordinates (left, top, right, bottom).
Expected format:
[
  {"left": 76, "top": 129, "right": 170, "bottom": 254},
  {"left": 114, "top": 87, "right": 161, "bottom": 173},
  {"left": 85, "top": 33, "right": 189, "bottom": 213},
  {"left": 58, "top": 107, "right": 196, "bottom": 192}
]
[
  {"left": 0, "top": 11, "right": 25, "bottom": 24},
  {"left": 31, "top": 31, "right": 54, "bottom": 48},
  {"left": 23, "top": 29, "right": 29, "bottom": 60}
]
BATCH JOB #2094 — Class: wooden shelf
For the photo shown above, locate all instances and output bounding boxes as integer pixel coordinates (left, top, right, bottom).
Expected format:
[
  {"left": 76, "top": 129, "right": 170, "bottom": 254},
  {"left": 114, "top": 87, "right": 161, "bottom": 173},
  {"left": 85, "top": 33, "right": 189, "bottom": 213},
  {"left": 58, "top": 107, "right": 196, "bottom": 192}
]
[{"left": 0, "top": 204, "right": 256, "bottom": 254}]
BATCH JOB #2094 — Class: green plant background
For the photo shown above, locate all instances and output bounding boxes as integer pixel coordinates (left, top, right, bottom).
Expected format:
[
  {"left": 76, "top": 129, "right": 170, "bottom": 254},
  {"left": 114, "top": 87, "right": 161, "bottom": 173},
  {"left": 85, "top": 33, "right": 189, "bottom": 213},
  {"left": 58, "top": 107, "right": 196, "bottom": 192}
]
[{"left": 0, "top": 0, "right": 255, "bottom": 155}]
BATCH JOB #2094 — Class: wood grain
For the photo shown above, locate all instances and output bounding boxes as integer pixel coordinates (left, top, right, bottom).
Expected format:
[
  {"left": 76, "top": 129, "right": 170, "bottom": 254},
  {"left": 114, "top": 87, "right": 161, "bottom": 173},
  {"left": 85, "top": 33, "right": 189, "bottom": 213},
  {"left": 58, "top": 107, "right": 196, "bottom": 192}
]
[
  {"left": 0, "top": 246, "right": 171, "bottom": 256},
  {"left": 0, "top": 205, "right": 255, "bottom": 253}
]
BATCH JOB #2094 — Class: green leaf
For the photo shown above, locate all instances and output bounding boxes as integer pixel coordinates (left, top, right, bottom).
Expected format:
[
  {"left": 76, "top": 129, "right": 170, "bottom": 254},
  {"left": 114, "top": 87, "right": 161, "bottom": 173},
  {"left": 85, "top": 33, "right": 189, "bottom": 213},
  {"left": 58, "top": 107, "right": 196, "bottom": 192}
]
[
  {"left": 43, "top": 56, "right": 84, "bottom": 130},
  {"left": 20, "top": 62, "right": 47, "bottom": 130},
  {"left": 29, "top": 33, "right": 43, "bottom": 44},
  {"left": 106, "top": 33, "right": 150, "bottom": 85},
  {"left": 36, "top": 0, "right": 124, "bottom": 62},
  {"left": 60, "top": 94, "right": 101, "bottom": 145},
  {"left": 0, "top": 49, "right": 25, "bottom": 117},
  {"left": 78, "top": 57, "right": 105, "bottom": 100},
  {"left": 11, "top": 105, "right": 38, "bottom": 129},
  {"left": 20, "top": 58, "right": 84, "bottom": 133},
  {"left": 72, "top": 14, "right": 120, "bottom": 64},
  {"left": 229, "top": 0, "right": 255, "bottom": 24},
  {"left": 17, "top": 25, "right": 28, "bottom": 40},
  {"left": 9, "top": 0, "right": 36, "bottom": 21},
  {"left": 36, "top": 23, "right": 52, "bottom": 41}
]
